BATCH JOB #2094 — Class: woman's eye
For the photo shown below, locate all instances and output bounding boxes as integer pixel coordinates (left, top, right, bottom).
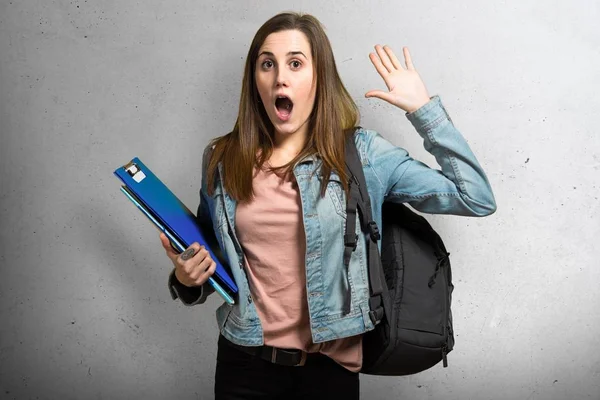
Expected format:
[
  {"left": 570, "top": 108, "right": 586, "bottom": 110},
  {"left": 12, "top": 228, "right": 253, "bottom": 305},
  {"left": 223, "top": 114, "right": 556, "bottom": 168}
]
[{"left": 260, "top": 60, "right": 301, "bottom": 69}]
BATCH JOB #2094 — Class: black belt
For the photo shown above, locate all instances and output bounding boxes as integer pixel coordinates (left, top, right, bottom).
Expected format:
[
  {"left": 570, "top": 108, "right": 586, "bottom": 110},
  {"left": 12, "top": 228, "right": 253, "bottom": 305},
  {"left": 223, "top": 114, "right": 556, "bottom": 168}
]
[{"left": 220, "top": 335, "right": 310, "bottom": 367}]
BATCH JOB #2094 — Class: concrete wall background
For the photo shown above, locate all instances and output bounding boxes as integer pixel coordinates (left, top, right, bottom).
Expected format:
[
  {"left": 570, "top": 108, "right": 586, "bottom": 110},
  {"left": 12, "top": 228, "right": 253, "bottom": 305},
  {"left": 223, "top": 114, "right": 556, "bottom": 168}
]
[{"left": 1, "top": 0, "right": 598, "bottom": 399}]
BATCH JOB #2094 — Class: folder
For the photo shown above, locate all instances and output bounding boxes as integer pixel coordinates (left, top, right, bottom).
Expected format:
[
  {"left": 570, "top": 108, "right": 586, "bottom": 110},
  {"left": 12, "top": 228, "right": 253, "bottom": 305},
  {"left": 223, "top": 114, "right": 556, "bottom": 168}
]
[{"left": 113, "top": 157, "right": 237, "bottom": 305}]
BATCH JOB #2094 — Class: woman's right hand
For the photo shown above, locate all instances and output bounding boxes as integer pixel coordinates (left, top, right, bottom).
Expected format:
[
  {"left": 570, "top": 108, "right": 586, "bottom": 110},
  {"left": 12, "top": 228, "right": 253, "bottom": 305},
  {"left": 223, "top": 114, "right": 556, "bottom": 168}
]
[{"left": 159, "top": 232, "right": 217, "bottom": 287}]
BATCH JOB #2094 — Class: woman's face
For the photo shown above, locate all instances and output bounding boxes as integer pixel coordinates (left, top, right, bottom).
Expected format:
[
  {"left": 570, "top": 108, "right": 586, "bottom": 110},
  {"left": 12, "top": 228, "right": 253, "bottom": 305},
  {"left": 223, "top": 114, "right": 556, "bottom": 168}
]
[{"left": 255, "top": 29, "right": 316, "bottom": 140}]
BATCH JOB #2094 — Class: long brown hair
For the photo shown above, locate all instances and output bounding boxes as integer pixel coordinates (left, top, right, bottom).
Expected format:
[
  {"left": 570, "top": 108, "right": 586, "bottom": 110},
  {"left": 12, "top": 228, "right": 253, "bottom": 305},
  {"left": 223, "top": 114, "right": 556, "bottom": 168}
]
[{"left": 206, "top": 11, "right": 360, "bottom": 202}]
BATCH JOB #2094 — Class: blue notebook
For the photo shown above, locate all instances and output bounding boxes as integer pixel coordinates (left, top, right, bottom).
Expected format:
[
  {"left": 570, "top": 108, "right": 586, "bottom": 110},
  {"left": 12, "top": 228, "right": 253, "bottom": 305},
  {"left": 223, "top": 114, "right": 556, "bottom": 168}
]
[{"left": 114, "top": 157, "right": 237, "bottom": 305}]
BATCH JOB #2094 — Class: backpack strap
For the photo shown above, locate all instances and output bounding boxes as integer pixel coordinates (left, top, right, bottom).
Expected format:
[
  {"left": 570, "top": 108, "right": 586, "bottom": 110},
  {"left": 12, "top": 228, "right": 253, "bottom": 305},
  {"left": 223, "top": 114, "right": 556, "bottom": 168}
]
[{"left": 343, "top": 129, "right": 388, "bottom": 325}]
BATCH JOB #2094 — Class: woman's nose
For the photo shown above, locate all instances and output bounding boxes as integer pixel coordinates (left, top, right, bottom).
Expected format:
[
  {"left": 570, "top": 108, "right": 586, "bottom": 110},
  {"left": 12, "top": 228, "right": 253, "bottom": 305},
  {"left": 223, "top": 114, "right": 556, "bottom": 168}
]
[{"left": 276, "top": 69, "right": 289, "bottom": 87}]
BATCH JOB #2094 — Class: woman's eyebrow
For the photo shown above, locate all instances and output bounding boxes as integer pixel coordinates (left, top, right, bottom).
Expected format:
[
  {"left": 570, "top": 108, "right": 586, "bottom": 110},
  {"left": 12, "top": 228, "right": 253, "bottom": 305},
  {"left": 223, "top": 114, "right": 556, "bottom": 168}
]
[{"left": 258, "top": 51, "right": 307, "bottom": 59}]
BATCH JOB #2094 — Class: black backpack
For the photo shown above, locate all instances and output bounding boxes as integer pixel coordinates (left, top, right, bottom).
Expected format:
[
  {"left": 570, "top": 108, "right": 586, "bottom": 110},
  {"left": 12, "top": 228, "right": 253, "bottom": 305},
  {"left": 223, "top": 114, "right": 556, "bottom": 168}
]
[{"left": 343, "top": 130, "right": 455, "bottom": 376}]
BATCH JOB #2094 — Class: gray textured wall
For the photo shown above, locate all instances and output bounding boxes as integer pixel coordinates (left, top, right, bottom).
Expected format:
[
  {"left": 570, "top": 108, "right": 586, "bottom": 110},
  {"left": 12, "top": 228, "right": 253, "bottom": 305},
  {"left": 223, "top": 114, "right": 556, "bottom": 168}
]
[{"left": 1, "top": 0, "right": 599, "bottom": 399}]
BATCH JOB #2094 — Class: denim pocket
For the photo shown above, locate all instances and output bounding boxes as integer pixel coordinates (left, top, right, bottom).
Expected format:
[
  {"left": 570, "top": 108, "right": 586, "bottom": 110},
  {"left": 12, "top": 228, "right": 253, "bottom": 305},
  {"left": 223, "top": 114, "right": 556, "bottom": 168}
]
[
  {"left": 211, "top": 184, "right": 227, "bottom": 229},
  {"left": 326, "top": 172, "right": 347, "bottom": 219}
]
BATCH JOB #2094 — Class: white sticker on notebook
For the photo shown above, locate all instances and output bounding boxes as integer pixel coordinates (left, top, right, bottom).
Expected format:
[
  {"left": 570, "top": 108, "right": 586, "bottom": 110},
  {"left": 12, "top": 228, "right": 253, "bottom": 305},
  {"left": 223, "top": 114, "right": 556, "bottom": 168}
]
[{"left": 133, "top": 171, "right": 146, "bottom": 183}]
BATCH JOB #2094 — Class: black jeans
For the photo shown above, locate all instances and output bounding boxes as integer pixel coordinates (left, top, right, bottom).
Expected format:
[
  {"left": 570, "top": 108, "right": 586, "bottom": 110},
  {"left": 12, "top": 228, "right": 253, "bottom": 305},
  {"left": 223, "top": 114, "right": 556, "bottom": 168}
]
[{"left": 214, "top": 335, "right": 360, "bottom": 400}]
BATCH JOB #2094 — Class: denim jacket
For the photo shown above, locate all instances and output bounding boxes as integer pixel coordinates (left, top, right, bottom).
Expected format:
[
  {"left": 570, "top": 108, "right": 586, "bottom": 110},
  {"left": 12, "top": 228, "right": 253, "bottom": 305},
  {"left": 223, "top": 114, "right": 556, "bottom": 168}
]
[{"left": 168, "top": 95, "right": 497, "bottom": 346}]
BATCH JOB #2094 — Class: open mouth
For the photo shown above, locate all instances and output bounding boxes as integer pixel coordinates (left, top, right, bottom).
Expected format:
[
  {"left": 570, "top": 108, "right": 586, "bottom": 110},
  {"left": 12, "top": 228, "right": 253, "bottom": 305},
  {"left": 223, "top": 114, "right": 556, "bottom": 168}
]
[{"left": 275, "top": 96, "right": 293, "bottom": 121}]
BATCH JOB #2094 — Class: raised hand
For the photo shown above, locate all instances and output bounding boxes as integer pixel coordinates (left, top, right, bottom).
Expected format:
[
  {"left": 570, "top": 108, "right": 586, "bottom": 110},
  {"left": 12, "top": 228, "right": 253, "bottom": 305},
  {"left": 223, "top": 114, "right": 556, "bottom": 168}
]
[{"left": 365, "top": 45, "right": 431, "bottom": 114}]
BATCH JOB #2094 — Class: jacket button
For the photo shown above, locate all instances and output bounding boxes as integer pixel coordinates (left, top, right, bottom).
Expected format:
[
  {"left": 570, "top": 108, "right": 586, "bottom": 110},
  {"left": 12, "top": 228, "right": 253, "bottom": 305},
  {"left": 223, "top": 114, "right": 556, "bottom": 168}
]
[{"left": 247, "top": 295, "right": 252, "bottom": 304}]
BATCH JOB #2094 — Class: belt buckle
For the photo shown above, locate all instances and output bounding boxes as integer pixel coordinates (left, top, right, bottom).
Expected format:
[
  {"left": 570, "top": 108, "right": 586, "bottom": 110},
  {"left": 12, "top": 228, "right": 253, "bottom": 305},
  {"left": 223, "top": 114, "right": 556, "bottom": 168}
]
[{"left": 270, "top": 347, "right": 307, "bottom": 367}]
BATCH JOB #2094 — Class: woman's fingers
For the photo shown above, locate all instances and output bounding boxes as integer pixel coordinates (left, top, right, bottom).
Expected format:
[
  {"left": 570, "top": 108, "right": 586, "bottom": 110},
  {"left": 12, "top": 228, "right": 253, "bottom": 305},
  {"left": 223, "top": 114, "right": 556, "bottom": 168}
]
[
  {"left": 171, "top": 243, "right": 214, "bottom": 286},
  {"left": 178, "top": 244, "right": 204, "bottom": 272},
  {"left": 184, "top": 250, "right": 216, "bottom": 285},
  {"left": 364, "top": 90, "right": 396, "bottom": 104},
  {"left": 403, "top": 47, "right": 415, "bottom": 70},
  {"left": 371, "top": 45, "right": 412, "bottom": 72},
  {"left": 369, "top": 51, "right": 389, "bottom": 78},
  {"left": 375, "top": 44, "right": 395, "bottom": 73},
  {"left": 180, "top": 246, "right": 196, "bottom": 261},
  {"left": 194, "top": 259, "right": 217, "bottom": 285},
  {"left": 158, "top": 232, "right": 216, "bottom": 287},
  {"left": 384, "top": 45, "right": 403, "bottom": 70},
  {"left": 159, "top": 233, "right": 178, "bottom": 259}
]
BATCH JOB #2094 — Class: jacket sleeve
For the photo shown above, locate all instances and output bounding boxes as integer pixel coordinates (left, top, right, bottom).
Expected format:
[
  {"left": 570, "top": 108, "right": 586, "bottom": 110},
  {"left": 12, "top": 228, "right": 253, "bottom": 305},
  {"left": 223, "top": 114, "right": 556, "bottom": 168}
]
[
  {"left": 167, "top": 145, "right": 217, "bottom": 306},
  {"left": 365, "top": 95, "right": 497, "bottom": 217}
]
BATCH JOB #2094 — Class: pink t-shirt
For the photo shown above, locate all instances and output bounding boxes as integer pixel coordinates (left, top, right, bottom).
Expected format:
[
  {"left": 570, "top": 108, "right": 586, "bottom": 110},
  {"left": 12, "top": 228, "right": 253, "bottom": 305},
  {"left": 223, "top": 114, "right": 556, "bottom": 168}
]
[{"left": 235, "top": 164, "right": 362, "bottom": 372}]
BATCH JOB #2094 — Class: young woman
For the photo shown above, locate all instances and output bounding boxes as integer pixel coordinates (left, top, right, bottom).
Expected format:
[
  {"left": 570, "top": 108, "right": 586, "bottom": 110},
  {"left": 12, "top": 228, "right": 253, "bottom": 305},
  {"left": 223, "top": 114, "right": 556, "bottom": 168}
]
[{"left": 160, "top": 11, "right": 496, "bottom": 400}]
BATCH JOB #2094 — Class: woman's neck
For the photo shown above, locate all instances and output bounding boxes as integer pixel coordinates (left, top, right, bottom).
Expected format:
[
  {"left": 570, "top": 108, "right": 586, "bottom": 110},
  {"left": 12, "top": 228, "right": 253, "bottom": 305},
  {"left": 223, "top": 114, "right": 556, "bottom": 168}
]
[{"left": 270, "top": 128, "right": 308, "bottom": 167}]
